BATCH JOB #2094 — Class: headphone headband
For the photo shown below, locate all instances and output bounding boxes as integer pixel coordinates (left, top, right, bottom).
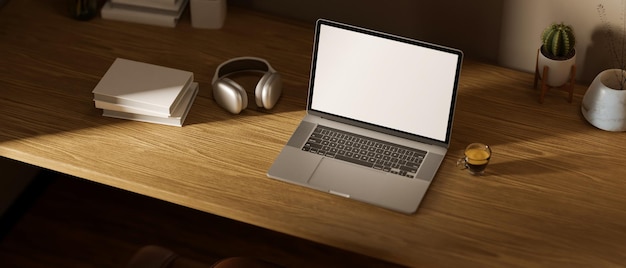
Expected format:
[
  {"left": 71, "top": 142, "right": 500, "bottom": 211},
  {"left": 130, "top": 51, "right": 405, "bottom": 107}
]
[
  {"left": 212, "top": 56, "right": 283, "bottom": 114},
  {"left": 212, "top": 56, "right": 276, "bottom": 84}
]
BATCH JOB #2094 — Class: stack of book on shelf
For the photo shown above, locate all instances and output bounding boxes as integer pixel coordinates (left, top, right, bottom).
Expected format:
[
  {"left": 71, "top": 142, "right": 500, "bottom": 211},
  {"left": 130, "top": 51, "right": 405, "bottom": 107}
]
[
  {"left": 92, "top": 58, "right": 198, "bottom": 127},
  {"left": 101, "top": 0, "right": 189, "bottom": 27}
]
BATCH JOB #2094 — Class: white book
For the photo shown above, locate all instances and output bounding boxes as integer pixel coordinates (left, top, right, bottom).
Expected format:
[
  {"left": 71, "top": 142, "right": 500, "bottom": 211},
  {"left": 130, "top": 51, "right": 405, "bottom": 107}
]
[
  {"left": 111, "top": 0, "right": 183, "bottom": 12},
  {"left": 100, "top": 0, "right": 188, "bottom": 28},
  {"left": 93, "top": 58, "right": 193, "bottom": 115},
  {"left": 102, "top": 82, "right": 198, "bottom": 127},
  {"left": 125, "top": 0, "right": 179, "bottom": 4},
  {"left": 94, "top": 79, "right": 194, "bottom": 118},
  {"left": 95, "top": 100, "right": 172, "bottom": 118}
]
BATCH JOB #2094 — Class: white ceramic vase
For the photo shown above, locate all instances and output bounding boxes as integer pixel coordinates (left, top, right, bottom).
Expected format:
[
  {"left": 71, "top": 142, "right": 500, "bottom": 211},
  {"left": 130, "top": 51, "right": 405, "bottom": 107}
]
[
  {"left": 581, "top": 69, "right": 626, "bottom": 132},
  {"left": 537, "top": 47, "right": 576, "bottom": 87},
  {"left": 190, "top": 0, "right": 226, "bottom": 29}
]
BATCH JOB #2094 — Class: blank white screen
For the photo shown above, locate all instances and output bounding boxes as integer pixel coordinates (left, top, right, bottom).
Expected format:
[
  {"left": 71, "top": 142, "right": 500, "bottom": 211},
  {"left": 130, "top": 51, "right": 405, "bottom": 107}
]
[{"left": 310, "top": 24, "right": 460, "bottom": 142}]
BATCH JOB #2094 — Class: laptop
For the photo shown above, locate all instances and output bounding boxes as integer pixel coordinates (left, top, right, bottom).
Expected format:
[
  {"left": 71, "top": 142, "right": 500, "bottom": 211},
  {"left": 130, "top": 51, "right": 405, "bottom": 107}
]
[{"left": 267, "top": 19, "right": 463, "bottom": 214}]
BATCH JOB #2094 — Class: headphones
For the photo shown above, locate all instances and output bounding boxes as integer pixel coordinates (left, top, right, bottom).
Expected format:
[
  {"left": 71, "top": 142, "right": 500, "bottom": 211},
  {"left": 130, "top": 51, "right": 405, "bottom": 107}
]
[{"left": 212, "top": 57, "right": 282, "bottom": 114}]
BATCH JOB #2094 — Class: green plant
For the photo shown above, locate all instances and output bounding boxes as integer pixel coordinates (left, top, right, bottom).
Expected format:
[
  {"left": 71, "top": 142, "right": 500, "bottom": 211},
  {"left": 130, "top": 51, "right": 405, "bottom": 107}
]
[{"left": 540, "top": 23, "right": 576, "bottom": 60}]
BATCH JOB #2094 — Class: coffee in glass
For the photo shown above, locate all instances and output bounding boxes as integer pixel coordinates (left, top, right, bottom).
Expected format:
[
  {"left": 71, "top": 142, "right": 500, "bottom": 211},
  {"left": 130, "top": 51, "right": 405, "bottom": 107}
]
[{"left": 457, "top": 143, "right": 491, "bottom": 175}]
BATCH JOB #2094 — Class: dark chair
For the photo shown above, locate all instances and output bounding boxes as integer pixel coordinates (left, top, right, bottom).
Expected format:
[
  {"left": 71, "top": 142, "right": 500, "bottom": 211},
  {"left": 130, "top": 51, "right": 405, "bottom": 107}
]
[{"left": 126, "top": 245, "right": 282, "bottom": 268}]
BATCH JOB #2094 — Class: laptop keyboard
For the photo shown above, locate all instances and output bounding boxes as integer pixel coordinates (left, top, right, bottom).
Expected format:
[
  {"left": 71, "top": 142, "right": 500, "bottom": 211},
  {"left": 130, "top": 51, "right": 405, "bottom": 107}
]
[{"left": 301, "top": 125, "right": 427, "bottom": 178}]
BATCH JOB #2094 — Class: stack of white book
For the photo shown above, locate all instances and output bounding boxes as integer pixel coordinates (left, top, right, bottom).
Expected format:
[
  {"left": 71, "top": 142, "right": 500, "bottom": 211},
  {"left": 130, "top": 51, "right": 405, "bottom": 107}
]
[
  {"left": 101, "top": 0, "right": 189, "bottom": 27},
  {"left": 92, "top": 58, "right": 198, "bottom": 127}
]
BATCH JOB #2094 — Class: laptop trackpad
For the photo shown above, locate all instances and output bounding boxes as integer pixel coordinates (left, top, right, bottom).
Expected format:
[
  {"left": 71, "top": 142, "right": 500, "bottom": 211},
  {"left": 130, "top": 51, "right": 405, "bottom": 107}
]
[
  {"left": 309, "top": 158, "right": 395, "bottom": 197},
  {"left": 308, "top": 158, "right": 427, "bottom": 213}
]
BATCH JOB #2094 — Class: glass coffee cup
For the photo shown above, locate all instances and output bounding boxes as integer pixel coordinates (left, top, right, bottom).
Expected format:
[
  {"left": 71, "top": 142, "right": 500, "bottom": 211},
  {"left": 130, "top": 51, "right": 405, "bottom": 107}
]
[{"left": 457, "top": 143, "right": 491, "bottom": 175}]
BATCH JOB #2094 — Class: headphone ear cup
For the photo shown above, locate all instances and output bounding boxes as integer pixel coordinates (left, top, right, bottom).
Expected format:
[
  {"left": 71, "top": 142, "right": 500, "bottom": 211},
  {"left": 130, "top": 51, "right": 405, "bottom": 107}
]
[
  {"left": 255, "top": 72, "right": 282, "bottom": 109},
  {"left": 213, "top": 78, "right": 248, "bottom": 114}
]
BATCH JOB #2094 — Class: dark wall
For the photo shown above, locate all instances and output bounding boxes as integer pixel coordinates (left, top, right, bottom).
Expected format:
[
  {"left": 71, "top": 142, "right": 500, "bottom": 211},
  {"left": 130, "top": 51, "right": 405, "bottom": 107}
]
[{"left": 230, "top": 0, "right": 504, "bottom": 62}]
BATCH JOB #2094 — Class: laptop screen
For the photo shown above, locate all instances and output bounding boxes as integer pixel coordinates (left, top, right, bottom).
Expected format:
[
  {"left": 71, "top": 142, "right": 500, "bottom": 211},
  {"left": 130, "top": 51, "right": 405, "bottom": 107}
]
[{"left": 308, "top": 20, "right": 463, "bottom": 144}]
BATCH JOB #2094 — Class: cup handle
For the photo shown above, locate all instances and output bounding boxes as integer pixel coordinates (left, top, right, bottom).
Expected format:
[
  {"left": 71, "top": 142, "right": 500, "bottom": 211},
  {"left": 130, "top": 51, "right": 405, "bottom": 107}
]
[{"left": 456, "top": 157, "right": 467, "bottom": 170}]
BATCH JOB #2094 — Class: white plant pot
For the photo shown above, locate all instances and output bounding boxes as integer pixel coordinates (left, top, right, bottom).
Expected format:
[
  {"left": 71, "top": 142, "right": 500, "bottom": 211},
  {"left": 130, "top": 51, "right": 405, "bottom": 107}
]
[
  {"left": 537, "top": 48, "right": 576, "bottom": 87},
  {"left": 581, "top": 69, "right": 626, "bottom": 132},
  {"left": 190, "top": 0, "right": 227, "bottom": 29}
]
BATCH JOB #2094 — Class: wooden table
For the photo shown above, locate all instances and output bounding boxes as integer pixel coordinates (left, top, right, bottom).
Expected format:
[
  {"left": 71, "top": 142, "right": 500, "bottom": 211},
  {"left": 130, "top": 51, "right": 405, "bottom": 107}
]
[{"left": 2, "top": 1, "right": 626, "bottom": 267}]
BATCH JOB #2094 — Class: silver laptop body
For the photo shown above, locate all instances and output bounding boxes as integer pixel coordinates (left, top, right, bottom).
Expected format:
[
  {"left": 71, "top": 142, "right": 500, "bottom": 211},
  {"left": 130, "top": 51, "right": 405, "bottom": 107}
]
[{"left": 268, "top": 19, "right": 463, "bottom": 214}]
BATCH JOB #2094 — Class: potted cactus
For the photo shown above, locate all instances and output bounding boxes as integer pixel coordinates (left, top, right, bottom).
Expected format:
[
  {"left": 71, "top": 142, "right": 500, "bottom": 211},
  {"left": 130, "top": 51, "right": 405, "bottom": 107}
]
[{"left": 536, "top": 23, "right": 577, "bottom": 88}]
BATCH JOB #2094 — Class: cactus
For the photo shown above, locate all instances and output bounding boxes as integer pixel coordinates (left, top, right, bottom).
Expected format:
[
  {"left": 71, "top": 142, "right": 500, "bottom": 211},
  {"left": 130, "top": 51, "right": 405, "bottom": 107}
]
[{"left": 541, "top": 23, "right": 576, "bottom": 59}]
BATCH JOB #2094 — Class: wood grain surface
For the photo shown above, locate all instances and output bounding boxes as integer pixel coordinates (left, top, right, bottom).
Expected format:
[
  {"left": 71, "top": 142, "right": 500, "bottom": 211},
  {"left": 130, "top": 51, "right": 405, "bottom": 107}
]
[{"left": 2, "top": 1, "right": 626, "bottom": 267}]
